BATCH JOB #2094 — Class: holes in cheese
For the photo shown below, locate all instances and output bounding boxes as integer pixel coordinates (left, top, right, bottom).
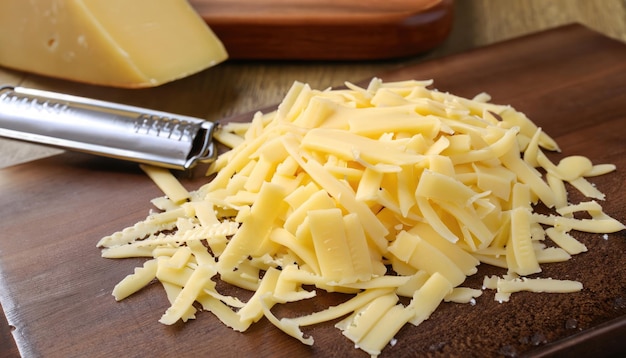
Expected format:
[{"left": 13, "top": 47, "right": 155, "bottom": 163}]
[
  {"left": 0, "top": 0, "right": 227, "bottom": 88},
  {"left": 100, "top": 78, "right": 624, "bottom": 357}
]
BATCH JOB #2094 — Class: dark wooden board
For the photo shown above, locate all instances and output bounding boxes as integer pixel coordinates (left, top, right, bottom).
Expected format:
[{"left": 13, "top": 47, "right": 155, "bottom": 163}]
[
  {"left": 189, "top": 0, "right": 454, "bottom": 60},
  {"left": 1, "top": 24, "right": 625, "bottom": 357}
]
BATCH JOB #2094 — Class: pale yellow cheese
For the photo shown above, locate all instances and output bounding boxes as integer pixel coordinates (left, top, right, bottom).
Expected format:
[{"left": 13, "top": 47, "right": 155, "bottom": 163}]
[
  {"left": 282, "top": 134, "right": 389, "bottom": 251},
  {"left": 408, "top": 272, "right": 453, "bottom": 326},
  {"left": 276, "top": 264, "right": 354, "bottom": 294},
  {"left": 556, "top": 156, "right": 593, "bottom": 181},
  {"left": 305, "top": 208, "right": 375, "bottom": 283},
  {"left": 150, "top": 196, "right": 179, "bottom": 211},
  {"left": 425, "top": 136, "right": 450, "bottom": 156},
  {"left": 187, "top": 239, "right": 215, "bottom": 266},
  {"left": 444, "top": 287, "right": 483, "bottom": 304},
  {"left": 206, "top": 131, "right": 275, "bottom": 192},
  {"left": 337, "top": 275, "right": 412, "bottom": 291},
  {"left": 273, "top": 267, "right": 316, "bottom": 303},
  {"left": 569, "top": 177, "right": 606, "bottom": 200},
  {"left": 535, "top": 247, "right": 571, "bottom": 263},
  {"left": 348, "top": 109, "right": 441, "bottom": 139},
  {"left": 284, "top": 189, "right": 335, "bottom": 235},
  {"left": 497, "top": 277, "right": 583, "bottom": 294},
  {"left": 584, "top": 163, "right": 617, "bottom": 177},
  {"left": 534, "top": 211, "right": 625, "bottom": 233},
  {"left": 161, "top": 281, "right": 197, "bottom": 322},
  {"left": 0, "top": 0, "right": 227, "bottom": 88},
  {"left": 140, "top": 165, "right": 190, "bottom": 204},
  {"left": 288, "top": 288, "right": 393, "bottom": 327},
  {"left": 112, "top": 258, "right": 158, "bottom": 301},
  {"left": 545, "top": 227, "right": 588, "bottom": 255},
  {"left": 416, "top": 197, "right": 460, "bottom": 244},
  {"left": 449, "top": 127, "right": 518, "bottom": 165},
  {"left": 97, "top": 207, "right": 187, "bottom": 248},
  {"left": 395, "top": 271, "right": 430, "bottom": 298},
  {"left": 260, "top": 293, "right": 314, "bottom": 346},
  {"left": 162, "top": 246, "right": 192, "bottom": 269},
  {"left": 336, "top": 293, "right": 398, "bottom": 344},
  {"left": 509, "top": 184, "right": 541, "bottom": 275},
  {"left": 428, "top": 155, "right": 455, "bottom": 177},
  {"left": 389, "top": 231, "right": 466, "bottom": 287},
  {"left": 436, "top": 200, "right": 494, "bottom": 248},
  {"left": 213, "top": 128, "right": 246, "bottom": 149},
  {"left": 155, "top": 258, "right": 194, "bottom": 287},
  {"left": 474, "top": 164, "right": 516, "bottom": 201},
  {"left": 159, "top": 264, "right": 216, "bottom": 325},
  {"left": 243, "top": 156, "right": 275, "bottom": 193},
  {"left": 356, "top": 304, "right": 415, "bottom": 356},
  {"left": 190, "top": 201, "right": 219, "bottom": 227},
  {"left": 301, "top": 127, "right": 424, "bottom": 166},
  {"left": 546, "top": 173, "right": 568, "bottom": 210},
  {"left": 237, "top": 267, "right": 281, "bottom": 324},
  {"left": 269, "top": 228, "right": 320, "bottom": 275},
  {"left": 196, "top": 294, "right": 251, "bottom": 332},
  {"left": 500, "top": 143, "right": 557, "bottom": 208},
  {"left": 343, "top": 213, "right": 375, "bottom": 282},
  {"left": 99, "top": 78, "right": 625, "bottom": 358},
  {"left": 218, "top": 182, "right": 287, "bottom": 272},
  {"left": 308, "top": 208, "right": 356, "bottom": 283},
  {"left": 292, "top": 96, "right": 344, "bottom": 129},
  {"left": 407, "top": 222, "right": 480, "bottom": 276},
  {"left": 498, "top": 109, "right": 560, "bottom": 151},
  {"left": 416, "top": 169, "right": 479, "bottom": 206}
]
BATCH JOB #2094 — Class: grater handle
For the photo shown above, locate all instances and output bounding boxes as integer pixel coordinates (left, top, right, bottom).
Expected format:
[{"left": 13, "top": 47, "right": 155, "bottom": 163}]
[{"left": 0, "top": 86, "right": 217, "bottom": 170}]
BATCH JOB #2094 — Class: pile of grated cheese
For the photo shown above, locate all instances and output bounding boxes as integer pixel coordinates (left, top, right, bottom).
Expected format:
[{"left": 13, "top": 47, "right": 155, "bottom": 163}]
[{"left": 98, "top": 78, "right": 625, "bottom": 357}]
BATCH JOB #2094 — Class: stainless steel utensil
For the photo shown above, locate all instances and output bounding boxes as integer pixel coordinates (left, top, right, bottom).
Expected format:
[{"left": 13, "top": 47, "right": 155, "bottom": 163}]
[{"left": 0, "top": 86, "right": 217, "bottom": 170}]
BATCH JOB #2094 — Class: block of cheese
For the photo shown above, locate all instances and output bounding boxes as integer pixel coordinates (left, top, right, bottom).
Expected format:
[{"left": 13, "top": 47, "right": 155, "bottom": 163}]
[{"left": 0, "top": 0, "right": 228, "bottom": 88}]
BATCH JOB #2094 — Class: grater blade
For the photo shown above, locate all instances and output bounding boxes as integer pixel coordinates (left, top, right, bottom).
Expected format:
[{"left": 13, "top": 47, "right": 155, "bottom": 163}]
[{"left": 0, "top": 86, "right": 217, "bottom": 170}]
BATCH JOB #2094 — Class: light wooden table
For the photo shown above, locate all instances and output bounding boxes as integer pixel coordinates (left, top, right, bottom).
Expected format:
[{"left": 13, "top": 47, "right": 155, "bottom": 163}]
[
  {"left": 1, "top": 0, "right": 625, "bottom": 169},
  {"left": 1, "top": 1, "right": 625, "bottom": 357}
]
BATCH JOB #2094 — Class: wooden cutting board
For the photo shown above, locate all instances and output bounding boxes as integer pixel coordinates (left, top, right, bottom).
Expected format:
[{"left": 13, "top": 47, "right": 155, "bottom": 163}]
[
  {"left": 188, "top": 0, "right": 454, "bottom": 59},
  {"left": 1, "top": 24, "right": 625, "bottom": 357}
]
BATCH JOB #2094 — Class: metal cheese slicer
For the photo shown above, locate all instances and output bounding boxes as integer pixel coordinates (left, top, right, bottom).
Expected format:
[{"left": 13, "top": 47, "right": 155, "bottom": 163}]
[{"left": 0, "top": 85, "right": 217, "bottom": 170}]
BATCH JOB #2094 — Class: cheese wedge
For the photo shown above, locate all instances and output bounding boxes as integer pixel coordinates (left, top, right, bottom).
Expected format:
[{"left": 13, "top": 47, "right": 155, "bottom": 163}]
[{"left": 0, "top": 0, "right": 227, "bottom": 88}]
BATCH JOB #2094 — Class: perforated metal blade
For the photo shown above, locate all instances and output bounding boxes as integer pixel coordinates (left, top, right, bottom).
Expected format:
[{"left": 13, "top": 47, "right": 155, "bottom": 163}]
[{"left": 0, "top": 86, "right": 217, "bottom": 170}]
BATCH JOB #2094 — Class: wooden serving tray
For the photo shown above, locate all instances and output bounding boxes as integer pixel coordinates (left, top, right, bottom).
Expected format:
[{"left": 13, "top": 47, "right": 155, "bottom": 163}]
[
  {"left": 189, "top": 0, "right": 454, "bottom": 59},
  {"left": 1, "top": 25, "right": 625, "bottom": 357}
]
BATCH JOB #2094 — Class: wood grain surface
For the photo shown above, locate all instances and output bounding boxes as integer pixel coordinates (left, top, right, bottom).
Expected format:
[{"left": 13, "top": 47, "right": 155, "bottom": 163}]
[
  {"left": 189, "top": 0, "right": 454, "bottom": 60},
  {"left": 2, "top": 1, "right": 625, "bottom": 170},
  {"left": 0, "top": 24, "right": 625, "bottom": 358},
  {"left": 1, "top": 1, "right": 626, "bottom": 357}
]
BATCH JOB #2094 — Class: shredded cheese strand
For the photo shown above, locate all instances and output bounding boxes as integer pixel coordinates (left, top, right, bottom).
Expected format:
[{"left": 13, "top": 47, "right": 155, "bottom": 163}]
[{"left": 99, "top": 78, "right": 624, "bottom": 357}]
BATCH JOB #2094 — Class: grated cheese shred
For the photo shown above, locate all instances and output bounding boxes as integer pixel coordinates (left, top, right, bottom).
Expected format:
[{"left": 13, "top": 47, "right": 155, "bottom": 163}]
[{"left": 99, "top": 78, "right": 624, "bottom": 357}]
